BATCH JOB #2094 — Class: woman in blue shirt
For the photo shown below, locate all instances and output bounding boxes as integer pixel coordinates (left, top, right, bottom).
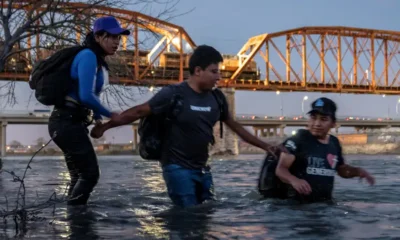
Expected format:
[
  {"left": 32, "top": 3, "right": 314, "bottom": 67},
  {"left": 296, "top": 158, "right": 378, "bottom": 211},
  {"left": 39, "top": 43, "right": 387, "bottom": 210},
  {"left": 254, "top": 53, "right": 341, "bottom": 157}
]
[{"left": 48, "top": 16, "right": 129, "bottom": 205}]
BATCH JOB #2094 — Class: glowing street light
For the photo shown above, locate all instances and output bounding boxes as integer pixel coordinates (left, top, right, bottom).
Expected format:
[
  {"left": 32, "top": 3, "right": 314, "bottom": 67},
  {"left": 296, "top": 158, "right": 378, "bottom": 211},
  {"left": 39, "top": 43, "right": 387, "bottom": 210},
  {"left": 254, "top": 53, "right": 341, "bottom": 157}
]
[
  {"left": 396, "top": 98, "right": 400, "bottom": 115},
  {"left": 302, "top": 95, "right": 308, "bottom": 116},
  {"left": 276, "top": 91, "right": 283, "bottom": 116}
]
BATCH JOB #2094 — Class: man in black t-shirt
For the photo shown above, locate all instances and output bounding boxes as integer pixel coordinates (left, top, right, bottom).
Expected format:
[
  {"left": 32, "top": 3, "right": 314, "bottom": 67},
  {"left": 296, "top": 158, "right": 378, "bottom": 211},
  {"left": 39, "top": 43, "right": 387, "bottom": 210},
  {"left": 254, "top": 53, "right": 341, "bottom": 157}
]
[
  {"left": 275, "top": 97, "right": 375, "bottom": 202},
  {"left": 90, "top": 45, "right": 277, "bottom": 208}
]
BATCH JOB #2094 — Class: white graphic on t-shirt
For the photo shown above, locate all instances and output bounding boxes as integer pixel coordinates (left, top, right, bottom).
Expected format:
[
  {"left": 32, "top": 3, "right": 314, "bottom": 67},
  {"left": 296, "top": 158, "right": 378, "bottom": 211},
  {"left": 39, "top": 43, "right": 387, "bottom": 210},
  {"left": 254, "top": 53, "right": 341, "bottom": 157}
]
[
  {"left": 190, "top": 105, "right": 211, "bottom": 112},
  {"left": 307, "top": 156, "right": 336, "bottom": 177},
  {"left": 285, "top": 140, "right": 296, "bottom": 151}
]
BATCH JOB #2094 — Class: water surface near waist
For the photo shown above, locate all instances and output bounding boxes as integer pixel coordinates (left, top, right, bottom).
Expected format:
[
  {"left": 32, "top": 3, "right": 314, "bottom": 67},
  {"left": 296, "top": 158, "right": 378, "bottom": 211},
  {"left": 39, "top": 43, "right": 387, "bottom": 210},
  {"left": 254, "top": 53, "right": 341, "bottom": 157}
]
[{"left": 0, "top": 154, "right": 398, "bottom": 239}]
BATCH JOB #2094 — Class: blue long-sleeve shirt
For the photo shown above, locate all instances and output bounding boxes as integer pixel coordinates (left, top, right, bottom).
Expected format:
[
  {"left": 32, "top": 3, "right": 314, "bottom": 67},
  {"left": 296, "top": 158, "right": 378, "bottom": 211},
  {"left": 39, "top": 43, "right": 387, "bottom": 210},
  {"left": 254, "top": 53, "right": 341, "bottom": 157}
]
[{"left": 67, "top": 49, "right": 112, "bottom": 120}]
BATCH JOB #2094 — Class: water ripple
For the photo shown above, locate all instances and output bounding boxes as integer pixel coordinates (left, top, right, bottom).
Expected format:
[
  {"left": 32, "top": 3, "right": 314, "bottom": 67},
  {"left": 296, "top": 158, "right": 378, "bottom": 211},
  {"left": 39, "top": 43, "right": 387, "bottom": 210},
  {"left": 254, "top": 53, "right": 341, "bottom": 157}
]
[{"left": 0, "top": 154, "right": 398, "bottom": 239}]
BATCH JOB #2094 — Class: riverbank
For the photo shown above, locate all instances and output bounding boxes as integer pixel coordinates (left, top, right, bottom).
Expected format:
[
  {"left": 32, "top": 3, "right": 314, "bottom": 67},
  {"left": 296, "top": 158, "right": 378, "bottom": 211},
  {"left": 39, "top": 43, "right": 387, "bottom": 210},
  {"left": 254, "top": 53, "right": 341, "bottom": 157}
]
[{"left": 239, "top": 143, "right": 400, "bottom": 155}]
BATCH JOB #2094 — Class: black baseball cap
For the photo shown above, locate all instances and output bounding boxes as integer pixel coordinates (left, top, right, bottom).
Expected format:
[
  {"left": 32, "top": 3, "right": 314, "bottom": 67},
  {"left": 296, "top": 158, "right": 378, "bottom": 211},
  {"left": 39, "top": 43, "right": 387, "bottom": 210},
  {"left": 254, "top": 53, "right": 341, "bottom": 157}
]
[{"left": 307, "top": 97, "right": 337, "bottom": 118}]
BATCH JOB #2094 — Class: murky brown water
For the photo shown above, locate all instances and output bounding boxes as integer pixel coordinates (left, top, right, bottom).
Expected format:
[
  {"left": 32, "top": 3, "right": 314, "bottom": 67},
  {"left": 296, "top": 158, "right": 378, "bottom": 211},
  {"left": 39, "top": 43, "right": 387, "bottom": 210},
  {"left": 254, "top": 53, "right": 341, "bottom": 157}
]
[{"left": 0, "top": 154, "right": 398, "bottom": 239}]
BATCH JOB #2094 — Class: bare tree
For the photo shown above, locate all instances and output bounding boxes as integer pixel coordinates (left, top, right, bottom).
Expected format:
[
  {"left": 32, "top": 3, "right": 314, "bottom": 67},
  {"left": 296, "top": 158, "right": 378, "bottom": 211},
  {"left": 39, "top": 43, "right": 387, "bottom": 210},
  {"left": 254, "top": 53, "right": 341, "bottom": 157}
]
[
  {"left": 0, "top": 0, "right": 193, "bottom": 108},
  {"left": 35, "top": 137, "right": 46, "bottom": 147},
  {"left": 0, "top": 1, "right": 193, "bottom": 236},
  {"left": 8, "top": 140, "right": 22, "bottom": 147}
]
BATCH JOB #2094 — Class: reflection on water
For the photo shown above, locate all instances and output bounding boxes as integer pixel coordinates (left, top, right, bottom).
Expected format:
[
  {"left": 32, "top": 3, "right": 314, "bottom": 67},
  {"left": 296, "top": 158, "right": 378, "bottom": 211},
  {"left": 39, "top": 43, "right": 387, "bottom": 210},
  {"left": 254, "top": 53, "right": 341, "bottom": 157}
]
[{"left": 0, "top": 154, "right": 399, "bottom": 239}]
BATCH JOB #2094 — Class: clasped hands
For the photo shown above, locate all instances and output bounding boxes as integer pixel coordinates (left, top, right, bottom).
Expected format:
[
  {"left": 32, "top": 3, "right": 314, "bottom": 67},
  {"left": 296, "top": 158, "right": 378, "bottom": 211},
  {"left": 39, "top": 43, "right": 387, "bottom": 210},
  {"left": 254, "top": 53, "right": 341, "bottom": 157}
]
[{"left": 90, "top": 112, "right": 120, "bottom": 139}]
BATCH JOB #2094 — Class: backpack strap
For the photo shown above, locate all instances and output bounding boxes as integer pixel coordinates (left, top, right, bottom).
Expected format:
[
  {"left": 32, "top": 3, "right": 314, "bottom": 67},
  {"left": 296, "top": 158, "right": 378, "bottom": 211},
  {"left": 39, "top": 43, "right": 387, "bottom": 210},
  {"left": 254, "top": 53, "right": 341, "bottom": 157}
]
[
  {"left": 211, "top": 89, "right": 224, "bottom": 139},
  {"left": 162, "top": 85, "right": 184, "bottom": 145}
]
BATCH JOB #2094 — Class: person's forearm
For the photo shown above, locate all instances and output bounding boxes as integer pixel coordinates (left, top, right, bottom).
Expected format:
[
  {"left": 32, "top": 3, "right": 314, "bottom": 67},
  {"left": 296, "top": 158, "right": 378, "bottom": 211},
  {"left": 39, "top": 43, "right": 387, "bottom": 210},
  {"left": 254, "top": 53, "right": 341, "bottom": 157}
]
[
  {"left": 229, "top": 121, "right": 270, "bottom": 150},
  {"left": 276, "top": 166, "right": 299, "bottom": 185},
  {"left": 338, "top": 164, "right": 361, "bottom": 178},
  {"left": 102, "top": 106, "right": 144, "bottom": 131}
]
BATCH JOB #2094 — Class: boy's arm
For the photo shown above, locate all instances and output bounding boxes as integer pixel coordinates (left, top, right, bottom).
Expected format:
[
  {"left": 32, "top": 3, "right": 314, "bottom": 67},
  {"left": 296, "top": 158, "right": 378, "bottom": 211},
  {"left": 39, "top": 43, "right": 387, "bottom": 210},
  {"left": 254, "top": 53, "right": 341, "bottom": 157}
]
[
  {"left": 91, "top": 86, "right": 175, "bottom": 138},
  {"left": 275, "top": 137, "right": 312, "bottom": 195},
  {"left": 224, "top": 116, "right": 275, "bottom": 153},
  {"left": 335, "top": 139, "right": 375, "bottom": 185},
  {"left": 100, "top": 102, "right": 151, "bottom": 130},
  {"left": 217, "top": 90, "right": 276, "bottom": 153}
]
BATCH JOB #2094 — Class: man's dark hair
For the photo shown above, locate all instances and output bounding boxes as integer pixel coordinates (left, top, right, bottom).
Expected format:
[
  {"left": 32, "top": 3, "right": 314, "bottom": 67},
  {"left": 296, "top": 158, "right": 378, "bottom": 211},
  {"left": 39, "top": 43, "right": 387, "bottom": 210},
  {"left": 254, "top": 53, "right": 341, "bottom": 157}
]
[{"left": 189, "top": 45, "right": 223, "bottom": 75}]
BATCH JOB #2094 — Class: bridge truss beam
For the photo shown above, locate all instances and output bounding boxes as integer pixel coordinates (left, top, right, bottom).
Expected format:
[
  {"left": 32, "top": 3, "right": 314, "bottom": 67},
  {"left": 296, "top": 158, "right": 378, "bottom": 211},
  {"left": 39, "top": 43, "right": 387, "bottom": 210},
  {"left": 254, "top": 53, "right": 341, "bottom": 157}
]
[
  {"left": 0, "top": 1, "right": 196, "bottom": 84},
  {"left": 226, "top": 26, "right": 400, "bottom": 95}
]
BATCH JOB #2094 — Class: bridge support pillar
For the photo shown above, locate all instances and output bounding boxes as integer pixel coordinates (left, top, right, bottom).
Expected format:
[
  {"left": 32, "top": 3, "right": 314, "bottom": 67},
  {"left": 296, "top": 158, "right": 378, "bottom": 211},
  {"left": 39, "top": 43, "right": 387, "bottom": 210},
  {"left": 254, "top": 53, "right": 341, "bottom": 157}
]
[
  {"left": 331, "top": 125, "right": 340, "bottom": 135},
  {"left": 253, "top": 127, "right": 276, "bottom": 138},
  {"left": 132, "top": 125, "right": 138, "bottom": 153},
  {"left": 355, "top": 127, "right": 367, "bottom": 134},
  {"left": 273, "top": 127, "right": 277, "bottom": 137},
  {"left": 0, "top": 121, "right": 7, "bottom": 157},
  {"left": 265, "top": 128, "right": 270, "bottom": 137},
  {"left": 279, "top": 125, "right": 285, "bottom": 137},
  {"left": 253, "top": 127, "right": 259, "bottom": 137},
  {"left": 210, "top": 87, "right": 239, "bottom": 156}
]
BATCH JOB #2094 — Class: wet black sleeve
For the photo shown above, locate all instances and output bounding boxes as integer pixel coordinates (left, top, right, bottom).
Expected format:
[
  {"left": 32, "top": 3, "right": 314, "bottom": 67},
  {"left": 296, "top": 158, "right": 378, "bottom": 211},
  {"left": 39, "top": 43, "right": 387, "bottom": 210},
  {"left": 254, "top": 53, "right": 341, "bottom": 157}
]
[
  {"left": 282, "top": 134, "right": 303, "bottom": 156},
  {"left": 148, "top": 86, "right": 176, "bottom": 115}
]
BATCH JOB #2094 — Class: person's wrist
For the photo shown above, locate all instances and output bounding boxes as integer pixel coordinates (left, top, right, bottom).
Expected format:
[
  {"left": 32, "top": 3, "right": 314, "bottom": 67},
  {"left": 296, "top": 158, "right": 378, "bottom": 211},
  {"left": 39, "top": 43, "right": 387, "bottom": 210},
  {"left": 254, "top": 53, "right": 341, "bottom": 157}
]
[
  {"left": 288, "top": 176, "right": 300, "bottom": 186},
  {"left": 262, "top": 142, "right": 271, "bottom": 151}
]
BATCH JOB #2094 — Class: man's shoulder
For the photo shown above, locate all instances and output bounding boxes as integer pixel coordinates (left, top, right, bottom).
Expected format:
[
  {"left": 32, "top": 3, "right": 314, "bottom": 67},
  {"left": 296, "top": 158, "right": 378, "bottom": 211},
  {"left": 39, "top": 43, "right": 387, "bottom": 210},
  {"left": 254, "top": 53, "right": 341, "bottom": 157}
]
[
  {"left": 161, "top": 81, "right": 187, "bottom": 93},
  {"left": 154, "top": 82, "right": 184, "bottom": 94},
  {"left": 282, "top": 129, "right": 310, "bottom": 152},
  {"left": 212, "top": 88, "right": 227, "bottom": 100}
]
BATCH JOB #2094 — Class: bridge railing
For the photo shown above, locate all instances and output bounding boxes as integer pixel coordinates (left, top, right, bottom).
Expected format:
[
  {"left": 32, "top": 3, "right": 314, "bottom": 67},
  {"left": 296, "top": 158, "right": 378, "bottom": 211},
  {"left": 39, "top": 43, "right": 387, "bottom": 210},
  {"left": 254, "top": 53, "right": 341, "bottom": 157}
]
[
  {"left": 0, "top": 111, "right": 396, "bottom": 123},
  {"left": 235, "top": 114, "right": 397, "bottom": 121},
  {"left": 229, "top": 72, "right": 373, "bottom": 86}
]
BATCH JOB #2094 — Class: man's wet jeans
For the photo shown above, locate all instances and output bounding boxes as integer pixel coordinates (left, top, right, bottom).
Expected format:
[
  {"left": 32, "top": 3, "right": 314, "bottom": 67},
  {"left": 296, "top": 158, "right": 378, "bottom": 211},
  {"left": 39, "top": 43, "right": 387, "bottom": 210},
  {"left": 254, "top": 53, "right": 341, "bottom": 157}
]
[
  {"left": 162, "top": 164, "right": 215, "bottom": 208},
  {"left": 48, "top": 107, "right": 100, "bottom": 205}
]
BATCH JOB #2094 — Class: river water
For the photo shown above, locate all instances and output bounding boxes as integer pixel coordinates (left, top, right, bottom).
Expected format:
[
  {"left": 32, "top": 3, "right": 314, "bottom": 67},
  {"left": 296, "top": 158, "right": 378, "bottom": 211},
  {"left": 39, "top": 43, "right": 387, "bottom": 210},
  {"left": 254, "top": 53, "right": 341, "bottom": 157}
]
[{"left": 0, "top": 154, "right": 398, "bottom": 239}]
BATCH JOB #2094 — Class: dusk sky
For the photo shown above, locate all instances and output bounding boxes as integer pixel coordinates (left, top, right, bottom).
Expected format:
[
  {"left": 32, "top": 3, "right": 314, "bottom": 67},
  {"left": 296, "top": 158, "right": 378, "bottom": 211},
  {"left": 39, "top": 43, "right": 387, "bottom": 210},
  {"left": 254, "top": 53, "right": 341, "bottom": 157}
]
[{"left": 1, "top": 0, "right": 400, "bottom": 145}]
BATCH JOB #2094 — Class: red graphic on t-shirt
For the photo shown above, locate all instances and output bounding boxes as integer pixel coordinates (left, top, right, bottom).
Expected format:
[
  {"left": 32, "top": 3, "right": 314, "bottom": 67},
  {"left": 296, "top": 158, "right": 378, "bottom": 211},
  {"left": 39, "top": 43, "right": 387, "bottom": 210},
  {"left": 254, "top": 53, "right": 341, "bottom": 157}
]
[{"left": 327, "top": 153, "right": 338, "bottom": 169}]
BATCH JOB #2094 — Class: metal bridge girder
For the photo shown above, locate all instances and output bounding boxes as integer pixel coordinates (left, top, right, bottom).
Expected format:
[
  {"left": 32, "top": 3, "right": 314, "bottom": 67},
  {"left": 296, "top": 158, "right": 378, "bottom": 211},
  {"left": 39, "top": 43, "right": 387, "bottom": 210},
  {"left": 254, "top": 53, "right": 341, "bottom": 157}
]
[
  {"left": 227, "top": 26, "right": 400, "bottom": 95},
  {"left": 1, "top": 1, "right": 197, "bottom": 84},
  {"left": 2, "top": 6, "right": 400, "bottom": 96}
]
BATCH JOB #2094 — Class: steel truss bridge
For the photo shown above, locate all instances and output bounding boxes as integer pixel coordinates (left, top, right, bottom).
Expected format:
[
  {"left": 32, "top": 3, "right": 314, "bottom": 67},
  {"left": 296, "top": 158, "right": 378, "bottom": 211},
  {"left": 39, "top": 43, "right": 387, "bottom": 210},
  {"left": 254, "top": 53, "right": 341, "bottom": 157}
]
[{"left": 1, "top": 2, "right": 400, "bottom": 95}]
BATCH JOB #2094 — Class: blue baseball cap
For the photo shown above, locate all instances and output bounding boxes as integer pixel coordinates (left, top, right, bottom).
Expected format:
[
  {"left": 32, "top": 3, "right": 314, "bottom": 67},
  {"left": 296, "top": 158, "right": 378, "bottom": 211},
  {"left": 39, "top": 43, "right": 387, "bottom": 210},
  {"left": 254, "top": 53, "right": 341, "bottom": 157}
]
[{"left": 93, "top": 16, "right": 130, "bottom": 35}]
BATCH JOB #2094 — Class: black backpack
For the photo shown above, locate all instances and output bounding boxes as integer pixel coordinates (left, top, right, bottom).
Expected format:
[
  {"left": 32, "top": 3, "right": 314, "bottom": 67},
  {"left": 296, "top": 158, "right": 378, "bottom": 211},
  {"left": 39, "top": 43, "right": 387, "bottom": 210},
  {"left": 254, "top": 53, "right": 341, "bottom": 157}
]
[
  {"left": 138, "top": 86, "right": 225, "bottom": 161},
  {"left": 257, "top": 145, "right": 290, "bottom": 199},
  {"left": 28, "top": 46, "right": 89, "bottom": 107}
]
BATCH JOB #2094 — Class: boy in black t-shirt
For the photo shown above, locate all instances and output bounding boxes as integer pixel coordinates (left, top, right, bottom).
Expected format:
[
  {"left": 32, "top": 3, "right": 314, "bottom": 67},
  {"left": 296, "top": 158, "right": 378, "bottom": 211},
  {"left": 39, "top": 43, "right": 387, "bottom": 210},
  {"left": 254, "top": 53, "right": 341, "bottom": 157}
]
[{"left": 275, "top": 97, "right": 375, "bottom": 202}]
